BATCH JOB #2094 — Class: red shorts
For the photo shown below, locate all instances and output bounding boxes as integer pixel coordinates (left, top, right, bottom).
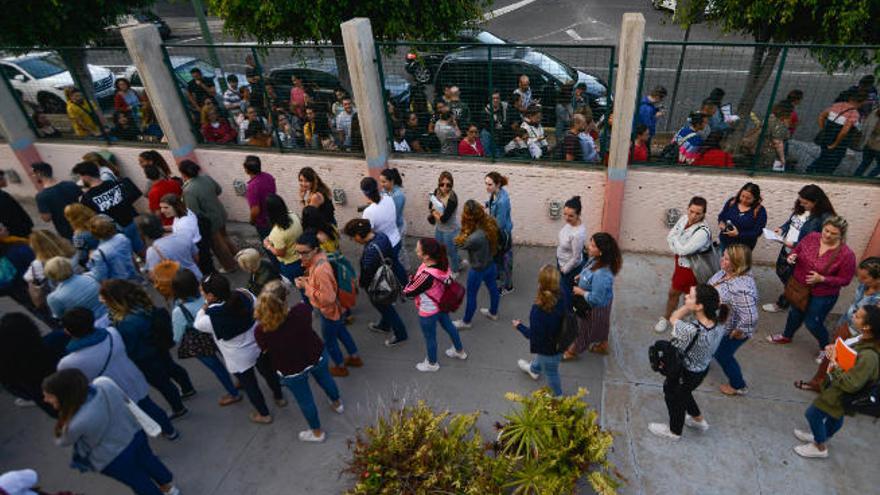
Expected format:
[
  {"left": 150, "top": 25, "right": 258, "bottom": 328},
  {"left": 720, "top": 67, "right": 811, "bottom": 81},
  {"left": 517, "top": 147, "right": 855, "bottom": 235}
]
[{"left": 671, "top": 256, "right": 698, "bottom": 293}]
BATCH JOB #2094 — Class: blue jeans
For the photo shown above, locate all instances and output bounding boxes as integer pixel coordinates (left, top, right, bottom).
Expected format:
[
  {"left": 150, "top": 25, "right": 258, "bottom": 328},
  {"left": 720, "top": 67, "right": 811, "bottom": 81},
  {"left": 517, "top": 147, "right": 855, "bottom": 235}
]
[
  {"left": 713, "top": 335, "right": 749, "bottom": 390},
  {"left": 853, "top": 148, "right": 880, "bottom": 177},
  {"left": 783, "top": 294, "right": 838, "bottom": 348},
  {"left": 372, "top": 300, "right": 408, "bottom": 341},
  {"left": 279, "top": 352, "right": 340, "bottom": 430},
  {"left": 197, "top": 354, "right": 239, "bottom": 396},
  {"left": 319, "top": 314, "right": 358, "bottom": 366},
  {"left": 279, "top": 260, "right": 309, "bottom": 307},
  {"left": 530, "top": 354, "right": 563, "bottom": 396},
  {"left": 418, "top": 312, "right": 463, "bottom": 364},
  {"left": 558, "top": 260, "right": 585, "bottom": 306},
  {"left": 136, "top": 396, "right": 174, "bottom": 436},
  {"left": 463, "top": 263, "right": 500, "bottom": 323},
  {"left": 805, "top": 404, "right": 844, "bottom": 444},
  {"left": 497, "top": 247, "right": 513, "bottom": 291},
  {"left": 435, "top": 228, "right": 461, "bottom": 272},
  {"left": 101, "top": 431, "right": 173, "bottom": 495},
  {"left": 391, "top": 242, "right": 408, "bottom": 285},
  {"left": 120, "top": 221, "right": 144, "bottom": 255}
]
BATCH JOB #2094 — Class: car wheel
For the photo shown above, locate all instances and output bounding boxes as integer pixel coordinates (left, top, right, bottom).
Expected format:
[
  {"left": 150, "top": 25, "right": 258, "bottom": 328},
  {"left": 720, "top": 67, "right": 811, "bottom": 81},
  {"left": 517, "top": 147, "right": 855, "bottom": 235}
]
[
  {"left": 38, "top": 92, "right": 66, "bottom": 114},
  {"left": 411, "top": 64, "right": 432, "bottom": 85}
]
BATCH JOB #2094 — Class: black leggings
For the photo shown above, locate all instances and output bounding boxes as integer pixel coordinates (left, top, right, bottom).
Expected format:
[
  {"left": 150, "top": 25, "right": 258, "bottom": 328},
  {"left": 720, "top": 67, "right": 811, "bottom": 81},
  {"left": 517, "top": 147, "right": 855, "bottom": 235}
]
[
  {"left": 663, "top": 368, "right": 708, "bottom": 436},
  {"left": 234, "top": 353, "right": 283, "bottom": 416}
]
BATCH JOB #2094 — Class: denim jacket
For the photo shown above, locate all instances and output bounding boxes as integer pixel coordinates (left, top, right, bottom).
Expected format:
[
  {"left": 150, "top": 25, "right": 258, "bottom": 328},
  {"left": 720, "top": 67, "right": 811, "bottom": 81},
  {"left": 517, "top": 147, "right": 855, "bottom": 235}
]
[
  {"left": 487, "top": 187, "right": 513, "bottom": 233},
  {"left": 87, "top": 234, "right": 140, "bottom": 282},
  {"left": 577, "top": 258, "right": 615, "bottom": 308}
]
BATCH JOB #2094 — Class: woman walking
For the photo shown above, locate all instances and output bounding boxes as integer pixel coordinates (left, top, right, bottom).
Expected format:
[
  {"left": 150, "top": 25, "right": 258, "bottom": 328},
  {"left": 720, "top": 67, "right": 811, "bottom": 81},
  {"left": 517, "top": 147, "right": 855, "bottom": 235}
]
[
  {"left": 512, "top": 264, "right": 565, "bottom": 396},
  {"left": 655, "top": 197, "right": 712, "bottom": 333},
  {"left": 792, "top": 305, "right": 880, "bottom": 458},
  {"left": 453, "top": 200, "right": 501, "bottom": 329},
  {"left": 45, "top": 256, "right": 108, "bottom": 324},
  {"left": 403, "top": 238, "right": 467, "bottom": 372},
  {"left": 648, "top": 284, "right": 728, "bottom": 440},
  {"left": 565, "top": 232, "right": 622, "bottom": 358},
  {"left": 485, "top": 172, "right": 514, "bottom": 295},
  {"left": 360, "top": 177, "right": 406, "bottom": 285},
  {"left": 195, "top": 274, "right": 285, "bottom": 424},
  {"left": 170, "top": 269, "right": 241, "bottom": 406},
  {"left": 159, "top": 193, "right": 214, "bottom": 277},
  {"left": 87, "top": 215, "right": 141, "bottom": 283},
  {"left": 795, "top": 257, "right": 880, "bottom": 392},
  {"left": 708, "top": 245, "right": 759, "bottom": 396},
  {"left": 343, "top": 218, "right": 408, "bottom": 347},
  {"left": 767, "top": 216, "right": 856, "bottom": 351},
  {"left": 42, "top": 369, "right": 181, "bottom": 495},
  {"left": 428, "top": 171, "right": 461, "bottom": 276},
  {"left": 556, "top": 196, "right": 588, "bottom": 302},
  {"left": 379, "top": 168, "right": 409, "bottom": 271},
  {"left": 763, "top": 185, "right": 836, "bottom": 313},
  {"left": 716, "top": 182, "right": 767, "bottom": 251},
  {"left": 298, "top": 167, "right": 336, "bottom": 225},
  {"left": 64, "top": 203, "right": 98, "bottom": 270},
  {"left": 254, "top": 281, "right": 344, "bottom": 442}
]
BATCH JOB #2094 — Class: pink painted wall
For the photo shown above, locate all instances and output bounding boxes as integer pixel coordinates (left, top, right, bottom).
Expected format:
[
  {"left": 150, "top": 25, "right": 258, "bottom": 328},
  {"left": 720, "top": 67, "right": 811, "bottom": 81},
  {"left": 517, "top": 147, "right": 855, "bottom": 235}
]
[{"left": 4, "top": 142, "right": 878, "bottom": 264}]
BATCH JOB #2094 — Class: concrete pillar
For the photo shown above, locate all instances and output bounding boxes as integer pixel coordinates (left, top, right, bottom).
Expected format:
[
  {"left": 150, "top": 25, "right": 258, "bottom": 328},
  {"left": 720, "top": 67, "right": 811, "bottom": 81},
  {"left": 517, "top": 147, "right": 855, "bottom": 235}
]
[
  {"left": 0, "top": 77, "right": 43, "bottom": 189},
  {"left": 121, "top": 24, "right": 199, "bottom": 165},
  {"left": 601, "top": 13, "right": 645, "bottom": 239},
  {"left": 341, "top": 18, "right": 390, "bottom": 178},
  {"left": 864, "top": 218, "right": 880, "bottom": 259}
]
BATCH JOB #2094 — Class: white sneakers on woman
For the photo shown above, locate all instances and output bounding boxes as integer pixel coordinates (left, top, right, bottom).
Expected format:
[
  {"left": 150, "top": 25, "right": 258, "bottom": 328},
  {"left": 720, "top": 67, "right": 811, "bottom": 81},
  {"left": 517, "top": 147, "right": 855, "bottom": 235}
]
[
  {"left": 299, "top": 430, "right": 326, "bottom": 443},
  {"left": 416, "top": 359, "right": 440, "bottom": 372},
  {"left": 654, "top": 318, "right": 669, "bottom": 333},
  {"left": 762, "top": 303, "right": 782, "bottom": 313},
  {"left": 517, "top": 359, "right": 539, "bottom": 380},
  {"left": 648, "top": 423, "right": 680, "bottom": 440},
  {"left": 445, "top": 346, "right": 468, "bottom": 360},
  {"left": 685, "top": 415, "right": 709, "bottom": 431},
  {"left": 480, "top": 308, "right": 499, "bottom": 320}
]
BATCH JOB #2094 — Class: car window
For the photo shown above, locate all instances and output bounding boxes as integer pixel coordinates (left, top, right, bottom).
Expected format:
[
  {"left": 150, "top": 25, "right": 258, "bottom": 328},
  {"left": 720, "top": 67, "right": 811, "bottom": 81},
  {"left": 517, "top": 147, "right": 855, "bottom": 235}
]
[
  {"left": 521, "top": 51, "right": 575, "bottom": 84},
  {"left": 475, "top": 31, "right": 506, "bottom": 45},
  {"left": 16, "top": 54, "right": 67, "bottom": 80},
  {"left": 0, "top": 64, "right": 24, "bottom": 80}
]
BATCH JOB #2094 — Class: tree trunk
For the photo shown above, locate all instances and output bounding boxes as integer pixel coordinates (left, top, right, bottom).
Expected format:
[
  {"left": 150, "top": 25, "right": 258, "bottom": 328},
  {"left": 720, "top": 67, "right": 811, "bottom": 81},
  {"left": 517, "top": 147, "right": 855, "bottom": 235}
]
[
  {"left": 331, "top": 32, "right": 352, "bottom": 96},
  {"left": 726, "top": 45, "right": 782, "bottom": 152},
  {"left": 60, "top": 48, "right": 108, "bottom": 126}
]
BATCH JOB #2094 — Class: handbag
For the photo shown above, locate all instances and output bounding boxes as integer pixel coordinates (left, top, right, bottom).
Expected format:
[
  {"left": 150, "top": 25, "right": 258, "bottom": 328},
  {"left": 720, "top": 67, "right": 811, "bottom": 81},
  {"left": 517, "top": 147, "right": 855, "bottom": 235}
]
[
  {"left": 124, "top": 397, "right": 162, "bottom": 437},
  {"left": 367, "top": 244, "right": 401, "bottom": 306},
  {"left": 685, "top": 227, "right": 720, "bottom": 284},
  {"left": 176, "top": 303, "right": 218, "bottom": 359},
  {"left": 27, "top": 265, "right": 50, "bottom": 309},
  {"left": 783, "top": 245, "right": 841, "bottom": 312}
]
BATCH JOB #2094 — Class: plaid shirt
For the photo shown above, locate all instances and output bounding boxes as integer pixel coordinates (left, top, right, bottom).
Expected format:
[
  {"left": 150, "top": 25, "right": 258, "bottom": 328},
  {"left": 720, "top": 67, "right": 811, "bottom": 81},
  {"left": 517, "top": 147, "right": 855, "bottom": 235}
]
[{"left": 708, "top": 271, "right": 759, "bottom": 337}]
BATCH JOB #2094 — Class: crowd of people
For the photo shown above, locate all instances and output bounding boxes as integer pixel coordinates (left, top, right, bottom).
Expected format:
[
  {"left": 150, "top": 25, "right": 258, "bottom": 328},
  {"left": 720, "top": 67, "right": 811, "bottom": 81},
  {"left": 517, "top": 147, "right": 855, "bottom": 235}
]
[
  {"left": 637, "top": 75, "right": 880, "bottom": 177},
  {"left": 0, "top": 144, "right": 877, "bottom": 494}
]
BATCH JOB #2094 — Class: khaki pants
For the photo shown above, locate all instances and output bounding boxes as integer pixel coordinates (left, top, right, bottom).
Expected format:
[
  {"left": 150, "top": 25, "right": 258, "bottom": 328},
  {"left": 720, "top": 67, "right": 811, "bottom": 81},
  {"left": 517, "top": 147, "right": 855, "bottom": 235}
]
[{"left": 211, "top": 227, "right": 238, "bottom": 271}]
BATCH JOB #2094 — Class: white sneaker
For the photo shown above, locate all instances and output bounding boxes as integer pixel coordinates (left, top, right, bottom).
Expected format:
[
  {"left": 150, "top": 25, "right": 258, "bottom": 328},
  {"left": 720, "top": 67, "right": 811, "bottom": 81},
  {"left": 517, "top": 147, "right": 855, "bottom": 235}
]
[
  {"left": 331, "top": 400, "right": 344, "bottom": 414},
  {"left": 13, "top": 398, "right": 36, "bottom": 407},
  {"left": 517, "top": 359, "right": 539, "bottom": 380},
  {"left": 685, "top": 415, "right": 709, "bottom": 432},
  {"left": 445, "top": 346, "right": 468, "bottom": 360},
  {"left": 452, "top": 319, "right": 471, "bottom": 330},
  {"left": 648, "top": 422, "right": 680, "bottom": 440},
  {"left": 815, "top": 351, "right": 826, "bottom": 364},
  {"left": 794, "top": 442, "right": 828, "bottom": 458},
  {"left": 654, "top": 318, "right": 669, "bottom": 333},
  {"left": 793, "top": 428, "right": 815, "bottom": 443},
  {"left": 416, "top": 359, "right": 440, "bottom": 372},
  {"left": 163, "top": 486, "right": 181, "bottom": 495},
  {"left": 762, "top": 303, "right": 782, "bottom": 313},
  {"left": 299, "top": 430, "right": 326, "bottom": 443},
  {"left": 480, "top": 308, "right": 498, "bottom": 321}
]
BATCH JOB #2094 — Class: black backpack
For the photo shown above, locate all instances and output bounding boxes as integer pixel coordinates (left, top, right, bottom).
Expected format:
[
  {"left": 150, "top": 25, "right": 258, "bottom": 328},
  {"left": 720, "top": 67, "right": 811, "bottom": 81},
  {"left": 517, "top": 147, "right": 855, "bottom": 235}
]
[
  {"left": 554, "top": 309, "right": 580, "bottom": 354},
  {"left": 150, "top": 307, "right": 176, "bottom": 350},
  {"left": 649, "top": 332, "right": 699, "bottom": 379},
  {"left": 367, "top": 244, "right": 401, "bottom": 306},
  {"left": 842, "top": 349, "right": 880, "bottom": 418}
]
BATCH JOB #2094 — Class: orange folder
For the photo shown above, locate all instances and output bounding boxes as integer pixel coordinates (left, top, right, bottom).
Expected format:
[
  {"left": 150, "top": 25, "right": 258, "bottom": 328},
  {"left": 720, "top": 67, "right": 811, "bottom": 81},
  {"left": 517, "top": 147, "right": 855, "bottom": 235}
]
[{"left": 835, "top": 337, "right": 858, "bottom": 372}]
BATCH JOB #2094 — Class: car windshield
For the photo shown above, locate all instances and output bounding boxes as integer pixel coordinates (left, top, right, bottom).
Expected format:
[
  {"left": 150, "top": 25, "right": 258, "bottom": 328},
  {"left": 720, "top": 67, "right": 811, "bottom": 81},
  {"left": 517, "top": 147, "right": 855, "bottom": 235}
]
[
  {"left": 17, "top": 54, "right": 67, "bottom": 79},
  {"left": 176, "top": 60, "right": 217, "bottom": 83},
  {"left": 522, "top": 50, "right": 576, "bottom": 83},
  {"left": 475, "top": 31, "right": 506, "bottom": 44}
]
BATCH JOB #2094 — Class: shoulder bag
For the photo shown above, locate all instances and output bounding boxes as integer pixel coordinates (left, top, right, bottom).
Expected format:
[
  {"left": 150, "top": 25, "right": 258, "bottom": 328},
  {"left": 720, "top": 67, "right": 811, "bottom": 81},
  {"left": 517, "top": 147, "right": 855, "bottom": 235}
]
[
  {"left": 784, "top": 245, "right": 841, "bottom": 312},
  {"left": 685, "top": 226, "right": 720, "bottom": 284},
  {"left": 177, "top": 303, "right": 219, "bottom": 359}
]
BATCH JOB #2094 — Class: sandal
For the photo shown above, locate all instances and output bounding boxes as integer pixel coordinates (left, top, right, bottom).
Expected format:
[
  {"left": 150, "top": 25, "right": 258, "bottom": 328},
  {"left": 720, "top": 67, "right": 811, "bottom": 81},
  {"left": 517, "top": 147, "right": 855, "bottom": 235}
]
[
  {"left": 793, "top": 380, "right": 820, "bottom": 392},
  {"left": 766, "top": 334, "right": 792, "bottom": 345},
  {"left": 218, "top": 394, "right": 243, "bottom": 407}
]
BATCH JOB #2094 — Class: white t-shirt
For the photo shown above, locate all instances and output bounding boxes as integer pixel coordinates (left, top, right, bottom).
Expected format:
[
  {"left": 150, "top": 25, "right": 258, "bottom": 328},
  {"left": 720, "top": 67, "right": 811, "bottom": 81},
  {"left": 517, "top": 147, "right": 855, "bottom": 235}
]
[
  {"left": 363, "top": 196, "right": 401, "bottom": 246},
  {"left": 784, "top": 212, "right": 810, "bottom": 250},
  {"left": 172, "top": 209, "right": 201, "bottom": 245}
]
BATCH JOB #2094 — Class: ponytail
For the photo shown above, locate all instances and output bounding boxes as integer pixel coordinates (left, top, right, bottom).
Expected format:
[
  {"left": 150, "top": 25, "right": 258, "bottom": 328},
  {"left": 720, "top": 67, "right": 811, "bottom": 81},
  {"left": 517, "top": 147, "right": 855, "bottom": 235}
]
[
  {"left": 716, "top": 304, "right": 730, "bottom": 324},
  {"left": 695, "top": 284, "right": 728, "bottom": 324}
]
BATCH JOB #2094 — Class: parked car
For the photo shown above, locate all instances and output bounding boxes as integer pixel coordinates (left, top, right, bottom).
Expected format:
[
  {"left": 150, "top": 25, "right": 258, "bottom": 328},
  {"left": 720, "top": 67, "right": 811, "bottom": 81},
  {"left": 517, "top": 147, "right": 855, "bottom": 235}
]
[
  {"left": 101, "top": 11, "right": 171, "bottom": 46},
  {"left": 1, "top": 51, "right": 115, "bottom": 113},
  {"left": 268, "top": 61, "right": 411, "bottom": 112},
  {"left": 405, "top": 29, "right": 508, "bottom": 85},
  {"left": 433, "top": 46, "right": 609, "bottom": 126}
]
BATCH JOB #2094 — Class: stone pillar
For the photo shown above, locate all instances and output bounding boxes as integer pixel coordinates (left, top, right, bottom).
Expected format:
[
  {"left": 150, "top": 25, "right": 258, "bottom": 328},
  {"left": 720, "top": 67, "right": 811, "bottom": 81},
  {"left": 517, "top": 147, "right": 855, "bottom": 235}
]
[
  {"left": 0, "top": 77, "right": 42, "bottom": 189},
  {"left": 341, "top": 18, "right": 390, "bottom": 178},
  {"left": 121, "top": 24, "right": 199, "bottom": 165},
  {"left": 601, "top": 13, "right": 645, "bottom": 238},
  {"left": 864, "top": 218, "right": 880, "bottom": 259}
]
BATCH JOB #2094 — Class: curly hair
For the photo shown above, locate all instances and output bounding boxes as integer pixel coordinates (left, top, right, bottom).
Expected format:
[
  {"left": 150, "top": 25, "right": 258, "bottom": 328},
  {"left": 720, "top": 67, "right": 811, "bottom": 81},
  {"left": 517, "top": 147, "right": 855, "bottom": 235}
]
[
  {"left": 455, "top": 199, "right": 499, "bottom": 255},
  {"left": 254, "top": 280, "right": 289, "bottom": 332},
  {"left": 99, "top": 279, "right": 154, "bottom": 323}
]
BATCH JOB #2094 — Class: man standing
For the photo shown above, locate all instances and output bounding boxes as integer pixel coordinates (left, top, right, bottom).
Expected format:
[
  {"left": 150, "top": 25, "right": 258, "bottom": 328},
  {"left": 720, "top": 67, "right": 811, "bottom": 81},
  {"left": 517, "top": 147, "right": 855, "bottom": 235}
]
[
  {"left": 186, "top": 67, "right": 216, "bottom": 117},
  {"left": 336, "top": 98, "right": 356, "bottom": 150},
  {"left": 178, "top": 160, "right": 238, "bottom": 272},
  {"left": 572, "top": 82, "right": 591, "bottom": 113},
  {"left": 636, "top": 85, "right": 667, "bottom": 150},
  {"left": 243, "top": 155, "right": 276, "bottom": 242},
  {"left": 33, "top": 162, "right": 80, "bottom": 240},
  {"left": 72, "top": 161, "right": 143, "bottom": 254}
]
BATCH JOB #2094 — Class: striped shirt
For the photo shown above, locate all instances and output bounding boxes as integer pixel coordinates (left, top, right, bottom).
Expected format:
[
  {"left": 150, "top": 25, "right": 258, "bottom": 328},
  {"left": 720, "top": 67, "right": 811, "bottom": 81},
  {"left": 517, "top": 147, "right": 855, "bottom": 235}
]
[
  {"left": 672, "top": 319, "right": 726, "bottom": 373},
  {"left": 707, "top": 271, "right": 759, "bottom": 337}
]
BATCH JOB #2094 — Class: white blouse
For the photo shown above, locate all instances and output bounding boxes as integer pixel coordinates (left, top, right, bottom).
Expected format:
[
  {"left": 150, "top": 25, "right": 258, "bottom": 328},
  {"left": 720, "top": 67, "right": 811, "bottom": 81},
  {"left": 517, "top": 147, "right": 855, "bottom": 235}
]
[
  {"left": 172, "top": 209, "right": 201, "bottom": 245},
  {"left": 193, "top": 293, "right": 260, "bottom": 374}
]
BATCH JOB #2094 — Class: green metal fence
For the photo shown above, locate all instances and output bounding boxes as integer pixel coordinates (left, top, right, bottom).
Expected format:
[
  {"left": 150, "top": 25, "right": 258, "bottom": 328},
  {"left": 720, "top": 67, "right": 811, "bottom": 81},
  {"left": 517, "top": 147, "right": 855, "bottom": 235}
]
[
  {"left": 374, "top": 41, "right": 615, "bottom": 164},
  {"left": 635, "top": 41, "right": 880, "bottom": 180},
  {"left": 160, "top": 43, "right": 364, "bottom": 156}
]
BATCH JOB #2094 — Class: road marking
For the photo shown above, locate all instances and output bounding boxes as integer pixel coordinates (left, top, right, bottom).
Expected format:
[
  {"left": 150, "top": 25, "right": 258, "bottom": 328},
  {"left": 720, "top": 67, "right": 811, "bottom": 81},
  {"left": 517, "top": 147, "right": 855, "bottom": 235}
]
[
  {"left": 178, "top": 36, "right": 203, "bottom": 44},
  {"left": 483, "top": 0, "right": 537, "bottom": 20},
  {"left": 565, "top": 29, "right": 583, "bottom": 40}
]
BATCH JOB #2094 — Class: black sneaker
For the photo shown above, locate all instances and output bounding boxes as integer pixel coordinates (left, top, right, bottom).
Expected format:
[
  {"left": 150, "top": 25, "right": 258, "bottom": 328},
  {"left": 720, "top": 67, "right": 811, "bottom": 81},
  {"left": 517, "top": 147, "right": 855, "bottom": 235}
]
[
  {"left": 368, "top": 322, "right": 391, "bottom": 333},
  {"left": 384, "top": 336, "right": 407, "bottom": 347},
  {"left": 169, "top": 408, "right": 189, "bottom": 421},
  {"left": 500, "top": 287, "right": 515, "bottom": 296},
  {"left": 181, "top": 389, "right": 197, "bottom": 400},
  {"left": 162, "top": 430, "right": 181, "bottom": 441}
]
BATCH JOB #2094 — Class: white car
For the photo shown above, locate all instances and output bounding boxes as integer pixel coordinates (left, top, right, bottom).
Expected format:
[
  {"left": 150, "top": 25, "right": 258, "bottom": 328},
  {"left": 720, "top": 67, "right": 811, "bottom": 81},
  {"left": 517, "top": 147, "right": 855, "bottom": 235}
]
[
  {"left": 652, "top": 0, "right": 714, "bottom": 15},
  {"left": 0, "top": 52, "right": 115, "bottom": 114}
]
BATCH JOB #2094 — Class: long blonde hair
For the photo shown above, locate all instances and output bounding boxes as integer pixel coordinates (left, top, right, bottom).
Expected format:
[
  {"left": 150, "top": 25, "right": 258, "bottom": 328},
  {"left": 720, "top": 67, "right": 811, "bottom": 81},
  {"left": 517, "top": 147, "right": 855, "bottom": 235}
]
[
  {"left": 29, "top": 230, "right": 75, "bottom": 262},
  {"left": 254, "top": 281, "right": 290, "bottom": 332},
  {"left": 63, "top": 203, "right": 96, "bottom": 232},
  {"left": 455, "top": 199, "right": 499, "bottom": 255},
  {"left": 535, "top": 264, "right": 561, "bottom": 312}
]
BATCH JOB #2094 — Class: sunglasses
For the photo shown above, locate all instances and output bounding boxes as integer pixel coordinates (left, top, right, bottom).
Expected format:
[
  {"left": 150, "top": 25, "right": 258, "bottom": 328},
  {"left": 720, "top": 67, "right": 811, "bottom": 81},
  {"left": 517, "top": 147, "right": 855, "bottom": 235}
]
[{"left": 439, "top": 182, "right": 452, "bottom": 188}]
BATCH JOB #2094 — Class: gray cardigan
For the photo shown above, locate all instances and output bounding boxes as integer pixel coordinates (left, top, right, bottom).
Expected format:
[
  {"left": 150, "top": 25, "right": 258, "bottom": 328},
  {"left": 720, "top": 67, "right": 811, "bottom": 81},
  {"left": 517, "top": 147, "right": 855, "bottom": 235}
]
[
  {"left": 57, "top": 328, "right": 150, "bottom": 402},
  {"left": 461, "top": 229, "right": 493, "bottom": 271},
  {"left": 57, "top": 377, "right": 141, "bottom": 472}
]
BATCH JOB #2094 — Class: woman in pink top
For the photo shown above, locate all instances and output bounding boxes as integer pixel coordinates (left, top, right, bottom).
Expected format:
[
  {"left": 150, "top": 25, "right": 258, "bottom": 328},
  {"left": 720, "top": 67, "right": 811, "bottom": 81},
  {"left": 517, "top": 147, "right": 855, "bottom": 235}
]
[
  {"left": 458, "top": 124, "right": 485, "bottom": 157},
  {"left": 403, "top": 238, "right": 467, "bottom": 372},
  {"left": 768, "top": 216, "right": 856, "bottom": 350}
]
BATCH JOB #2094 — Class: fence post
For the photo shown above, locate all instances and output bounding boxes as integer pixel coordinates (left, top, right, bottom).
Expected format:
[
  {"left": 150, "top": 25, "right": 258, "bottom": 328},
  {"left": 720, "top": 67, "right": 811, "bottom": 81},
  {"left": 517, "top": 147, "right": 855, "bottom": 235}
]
[
  {"left": 602, "top": 13, "right": 645, "bottom": 239},
  {"left": 341, "top": 18, "right": 390, "bottom": 177},
  {"left": 122, "top": 24, "right": 200, "bottom": 164},
  {"left": 0, "top": 76, "right": 43, "bottom": 189},
  {"left": 750, "top": 46, "right": 788, "bottom": 170}
]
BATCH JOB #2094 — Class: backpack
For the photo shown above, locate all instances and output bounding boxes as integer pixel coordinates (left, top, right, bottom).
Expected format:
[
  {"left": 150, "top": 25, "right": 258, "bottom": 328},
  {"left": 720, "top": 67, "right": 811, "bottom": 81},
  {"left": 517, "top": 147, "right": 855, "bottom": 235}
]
[
  {"left": 325, "top": 252, "right": 358, "bottom": 310},
  {"left": 435, "top": 276, "right": 465, "bottom": 313},
  {"left": 150, "top": 307, "right": 175, "bottom": 350},
  {"left": 649, "top": 330, "right": 699, "bottom": 379},
  {"left": 842, "top": 349, "right": 880, "bottom": 418},
  {"left": 367, "top": 244, "right": 401, "bottom": 306},
  {"left": 555, "top": 309, "right": 579, "bottom": 354},
  {"left": 150, "top": 245, "right": 179, "bottom": 300}
]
